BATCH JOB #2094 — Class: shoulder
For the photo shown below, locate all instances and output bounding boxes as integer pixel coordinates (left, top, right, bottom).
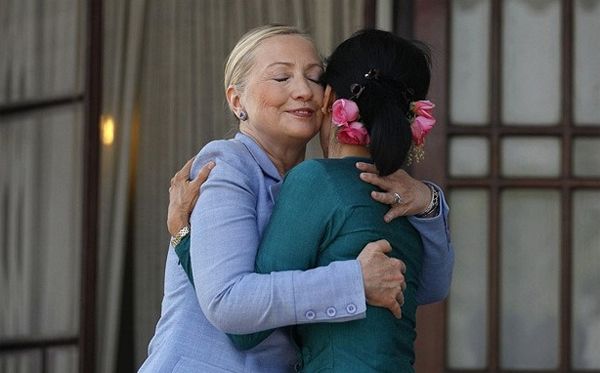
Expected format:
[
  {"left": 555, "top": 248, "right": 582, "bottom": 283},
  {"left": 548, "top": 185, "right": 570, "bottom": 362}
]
[
  {"left": 190, "top": 138, "right": 257, "bottom": 179},
  {"left": 287, "top": 158, "right": 327, "bottom": 177},
  {"left": 195, "top": 138, "right": 251, "bottom": 167},
  {"left": 283, "top": 159, "right": 334, "bottom": 188}
]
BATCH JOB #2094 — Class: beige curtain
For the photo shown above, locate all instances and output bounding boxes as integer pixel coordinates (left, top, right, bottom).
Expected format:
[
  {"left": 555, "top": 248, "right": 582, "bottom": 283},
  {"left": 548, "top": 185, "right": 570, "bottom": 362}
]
[
  {"left": 0, "top": 0, "right": 85, "bottom": 371},
  {"left": 98, "top": 1, "right": 148, "bottom": 373},
  {"left": 133, "top": 0, "right": 366, "bottom": 367}
]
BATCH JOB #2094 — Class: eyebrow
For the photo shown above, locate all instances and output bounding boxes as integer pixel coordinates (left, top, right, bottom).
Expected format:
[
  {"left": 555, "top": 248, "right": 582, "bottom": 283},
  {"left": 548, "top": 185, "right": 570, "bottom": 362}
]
[{"left": 265, "top": 62, "right": 323, "bottom": 70}]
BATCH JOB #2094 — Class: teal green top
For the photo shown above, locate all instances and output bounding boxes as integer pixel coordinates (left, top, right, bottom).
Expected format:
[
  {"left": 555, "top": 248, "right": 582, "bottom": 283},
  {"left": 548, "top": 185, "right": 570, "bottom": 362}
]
[
  {"left": 176, "top": 158, "right": 423, "bottom": 372},
  {"left": 241, "top": 158, "right": 423, "bottom": 372}
]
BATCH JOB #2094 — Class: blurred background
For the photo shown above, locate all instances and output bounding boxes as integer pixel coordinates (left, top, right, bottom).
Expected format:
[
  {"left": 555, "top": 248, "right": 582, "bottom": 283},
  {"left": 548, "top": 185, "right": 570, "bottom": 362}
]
[{"left": 1, "top": 0, "right": 599, "bottom": 372}]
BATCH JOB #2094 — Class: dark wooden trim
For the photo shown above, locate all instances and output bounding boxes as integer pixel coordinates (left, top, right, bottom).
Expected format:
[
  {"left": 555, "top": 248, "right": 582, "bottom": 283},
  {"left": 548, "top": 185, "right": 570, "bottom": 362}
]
[
  {"left": 447, "top": 125, "right": 600, "bottom": 136},
  {"left": 412, "top": 0, "right": 448, "bottom": 371},
  {"left": 447, "top": 178, "right": 600, "bottom": 189},
  {"left": 443, "top": 1, "right": 454, "bottom": 370},
  {"left": 560, "top": 1, "right": 574, "bottom": 371},
  {"left": 0, "top": 95, "right": 84, "bottom": 117},
  {"left": 489, "top": 0, "right": 502, "bottom": 370},
  {"left": 0, "top": 337, "right": 78, "bottom": 352},
  {"left": 80, "top": 0, "right": 102, "bottom": 372},
  {"left": 393, "top": 0, "right": 414, "bottom": 39},
  {"left": 446, "top": 370, "right": 600, "bottom": 373},
  {"left": 363, "top": 0, "right": 377, "bottom": 29}
]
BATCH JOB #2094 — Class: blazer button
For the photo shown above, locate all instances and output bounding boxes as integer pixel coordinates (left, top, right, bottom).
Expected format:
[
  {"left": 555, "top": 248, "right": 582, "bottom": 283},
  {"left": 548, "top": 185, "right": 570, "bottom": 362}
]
[
  {"left": 326, "top": 307, "right": 336, "bottom": 317},
  {"left": 305, "top": 310, "right": 316, "bottom": 320},
  {"left": 346, "top": 303, "right": 357, "bottom": 314}
]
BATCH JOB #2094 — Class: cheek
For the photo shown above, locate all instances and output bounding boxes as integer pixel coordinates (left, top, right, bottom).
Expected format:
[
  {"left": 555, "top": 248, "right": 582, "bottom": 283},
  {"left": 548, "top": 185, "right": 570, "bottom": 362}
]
[
  {"left": 245, "top": 84, "right": 284, "bottom": 115},
  {"left": 320, "top": 121, "right": 331, "bottom": 142},
  {"left": 313, "top": 86, "right": 325, "bottom": 105},
  {"left": 256, "top": 85, "right": 286, "bottom": 110}
]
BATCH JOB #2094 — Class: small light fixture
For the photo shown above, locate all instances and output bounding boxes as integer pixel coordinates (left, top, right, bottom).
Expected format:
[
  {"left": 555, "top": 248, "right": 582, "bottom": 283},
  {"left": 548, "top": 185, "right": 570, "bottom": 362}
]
[{"left": 101, "top": 115, "right": 115, "bottom": 146}]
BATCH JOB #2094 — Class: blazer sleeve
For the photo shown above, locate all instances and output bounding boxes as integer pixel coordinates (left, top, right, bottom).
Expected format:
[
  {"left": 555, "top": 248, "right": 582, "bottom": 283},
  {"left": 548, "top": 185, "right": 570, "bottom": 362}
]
[
  {"left": 408, "top": 182, "right": 455, "bottom": 305},
  {"left": 189, "top": 144, "right": 366, "bottom": 334},
  {"left": 228, "top": 161, "right": 342, "bottom": 349}
]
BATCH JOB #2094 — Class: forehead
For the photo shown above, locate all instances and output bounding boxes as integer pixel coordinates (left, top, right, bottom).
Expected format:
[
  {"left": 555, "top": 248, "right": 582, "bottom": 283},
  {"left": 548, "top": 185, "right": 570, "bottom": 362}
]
[{"left": 252, "top": 35, "right": 322, "bottom": 69}]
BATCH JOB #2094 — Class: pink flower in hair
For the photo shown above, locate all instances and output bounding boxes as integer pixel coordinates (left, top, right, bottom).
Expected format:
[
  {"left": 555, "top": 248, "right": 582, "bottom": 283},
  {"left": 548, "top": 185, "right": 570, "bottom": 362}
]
[
  {"left": 409, "top": 100, "right": 436, "bottom": 146},
  {"left": 332, "top": 99, "right": 359, "bottom": 126},
  {"left": 337, "top": 122, "right": 370, "bottom": 145}
]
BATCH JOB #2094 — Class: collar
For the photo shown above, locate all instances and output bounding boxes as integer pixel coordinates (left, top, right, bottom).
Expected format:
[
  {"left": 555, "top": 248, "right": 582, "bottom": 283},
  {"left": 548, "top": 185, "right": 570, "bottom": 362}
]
[{"left": 235, "top": 132, "right": 282, "bottom": 182}]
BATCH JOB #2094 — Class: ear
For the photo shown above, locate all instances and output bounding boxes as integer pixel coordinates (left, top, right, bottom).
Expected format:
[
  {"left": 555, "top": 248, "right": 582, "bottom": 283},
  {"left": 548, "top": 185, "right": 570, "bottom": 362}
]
[
  {"left": 226, "top": 84, "right": 244, "bottom": 117},
  {"left": 321, "top": 85, "right": 335, "bottom": 115}
]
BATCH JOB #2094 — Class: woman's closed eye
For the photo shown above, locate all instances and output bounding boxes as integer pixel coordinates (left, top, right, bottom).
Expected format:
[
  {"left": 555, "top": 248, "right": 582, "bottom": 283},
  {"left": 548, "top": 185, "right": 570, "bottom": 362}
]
[
  {"left": 273, "top": 76, "right": 290, "bottom": 82},
  {"left": 307, "top": 76, "right": 321, "bottom": 84}
]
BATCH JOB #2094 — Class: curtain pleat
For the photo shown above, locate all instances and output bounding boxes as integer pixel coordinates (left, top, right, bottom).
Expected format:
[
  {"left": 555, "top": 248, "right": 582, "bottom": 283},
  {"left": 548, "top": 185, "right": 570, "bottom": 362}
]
[
  {"left": 98, "top": 1, "right": 148, "bottom": 372},
  {"left": 1, "top": 0, "right": 84, "bottom": 371}
]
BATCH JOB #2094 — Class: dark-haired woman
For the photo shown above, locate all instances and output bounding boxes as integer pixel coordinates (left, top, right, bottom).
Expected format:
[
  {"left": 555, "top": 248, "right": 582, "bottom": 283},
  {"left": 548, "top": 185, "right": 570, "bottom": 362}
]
[{"left": 224, "top": 30, "right": 435, "bottom": 372}]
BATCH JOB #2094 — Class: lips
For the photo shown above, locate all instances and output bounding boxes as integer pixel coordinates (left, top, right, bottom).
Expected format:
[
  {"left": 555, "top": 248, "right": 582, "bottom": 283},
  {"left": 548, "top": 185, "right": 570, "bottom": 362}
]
[{"left": 286, "top": 108, "right": 315, "bottom": 118}]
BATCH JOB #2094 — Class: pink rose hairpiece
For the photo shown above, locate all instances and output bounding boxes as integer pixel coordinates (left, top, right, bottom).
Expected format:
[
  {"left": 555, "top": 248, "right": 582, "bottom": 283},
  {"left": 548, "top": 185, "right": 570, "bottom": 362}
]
[
  {"left": 331, "top": 98, "right": 370, "bottom": 145},
  {"left": 328, "top": 69, "right": 382, "bottom": 146},
  {"left": 406, "top": 99, "right": 436, "bottom": 164}
]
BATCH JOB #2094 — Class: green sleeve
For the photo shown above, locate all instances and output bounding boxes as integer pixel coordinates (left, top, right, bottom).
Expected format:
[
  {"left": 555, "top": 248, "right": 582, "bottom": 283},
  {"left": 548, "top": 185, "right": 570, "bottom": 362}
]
[
  {"left": 173, "top": 234, "right": 195, "bottom": 287},
  {"left": 228, "top": 161, "right": 338, "bottom": 350}
]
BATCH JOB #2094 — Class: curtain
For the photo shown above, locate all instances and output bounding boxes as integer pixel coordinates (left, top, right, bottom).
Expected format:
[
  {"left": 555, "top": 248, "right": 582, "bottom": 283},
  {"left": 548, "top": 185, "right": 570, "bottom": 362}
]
[
  {"left": 133, "top": 0, "right": 365, "bottom": 367},
  {"left": 98, "top": 1, "right": 148, "bottom": 373},
  {"left": 0, "top": 0, "right": 85, "bottom": 371}
]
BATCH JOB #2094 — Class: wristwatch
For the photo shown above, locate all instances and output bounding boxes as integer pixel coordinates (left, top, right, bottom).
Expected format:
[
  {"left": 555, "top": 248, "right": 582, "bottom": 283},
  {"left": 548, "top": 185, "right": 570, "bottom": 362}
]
[{"left": 170, "top": 225, "right": 190, "bottom": 247}]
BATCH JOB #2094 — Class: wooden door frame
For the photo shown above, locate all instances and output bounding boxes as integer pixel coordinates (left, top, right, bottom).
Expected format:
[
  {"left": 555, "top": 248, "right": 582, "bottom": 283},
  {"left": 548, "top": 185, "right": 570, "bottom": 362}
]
[{"left": 412, "top": 1, "right": 449, "bottom": 372}]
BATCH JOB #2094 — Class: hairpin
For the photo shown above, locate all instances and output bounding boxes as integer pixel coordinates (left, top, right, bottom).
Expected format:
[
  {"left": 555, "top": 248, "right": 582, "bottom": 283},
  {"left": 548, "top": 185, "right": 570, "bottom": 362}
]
[
  {"left": 349, "top": 83, "right": 365, "bottom": 100},
  {"left": 364, "top": 69, "right": 380, "bottom": 80}
]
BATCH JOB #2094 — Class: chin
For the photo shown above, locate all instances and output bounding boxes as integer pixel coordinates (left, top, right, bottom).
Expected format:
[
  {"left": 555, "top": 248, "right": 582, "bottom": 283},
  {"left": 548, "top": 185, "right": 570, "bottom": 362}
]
[{"left": 288, "top": 127, "right": 320, "bottom": 143}]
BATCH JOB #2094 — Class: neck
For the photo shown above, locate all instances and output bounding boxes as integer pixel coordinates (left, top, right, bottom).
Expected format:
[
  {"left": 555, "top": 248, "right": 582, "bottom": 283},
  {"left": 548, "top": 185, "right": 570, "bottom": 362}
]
[
  {"left": 328, "top": 143, "right": 371, "bottom": 160},
  {"left": 240, "top": 126, "right": 306, "bottom": 176}
]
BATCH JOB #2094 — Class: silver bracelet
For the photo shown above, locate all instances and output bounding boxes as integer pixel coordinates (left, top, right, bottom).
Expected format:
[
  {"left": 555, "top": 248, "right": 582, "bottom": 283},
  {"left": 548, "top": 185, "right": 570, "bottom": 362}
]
[
  {"left": 170, "top": 225, "right": 190, "bottom": 247},
  {"left": 418, "top": 184, "right": 439, "bottom": 218}
]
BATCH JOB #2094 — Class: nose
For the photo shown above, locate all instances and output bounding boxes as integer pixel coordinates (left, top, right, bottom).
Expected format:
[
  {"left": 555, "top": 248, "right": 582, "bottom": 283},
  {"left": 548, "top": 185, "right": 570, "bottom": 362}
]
[{"left": 291, "top": 76, "right": 314, "bottom": 101}]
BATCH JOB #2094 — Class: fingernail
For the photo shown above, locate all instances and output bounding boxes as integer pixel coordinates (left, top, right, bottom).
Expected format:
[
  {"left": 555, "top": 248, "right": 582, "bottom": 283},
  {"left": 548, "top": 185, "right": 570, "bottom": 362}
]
[
  {"left": 207, "top": 161, "right": 215, "bottom": 169},
  {"left": 360, "top": 173, "right": 367, "bottom": 180}
]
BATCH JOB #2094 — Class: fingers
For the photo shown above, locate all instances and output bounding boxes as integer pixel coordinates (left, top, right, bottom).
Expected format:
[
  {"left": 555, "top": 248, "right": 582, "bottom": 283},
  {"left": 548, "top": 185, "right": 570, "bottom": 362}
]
[
  {"left": 371, "top": 191, "right": 398, "bottom": 205},
  {"left": 180, "top": 157, "right": 195, "bottom": 175},
  {"left": 366, "top": 239, "right": 392, "bottom": 254},
  {"left": 176, "top": 157, "right": 195, "bottom": 182},
  {"left": 398, "top": 259, "right": 407, "bottom": 275},
  {"left": 388, "top": 168, "right": 410, "bottom": 181},
  {"left": 369, "top": 191, "right": 410, "bottom": 222},
  {"left": 190, "top": 161, "right": 215, "bottom": 187},
  {"left": 359, "top": 172, "right": 389, "bottom": 190},
  {"left": 387, "top": 300, "right": 402, "bottom": 319},
  {"left": 384, "top": 210, "right": 402, "bottom": 223},
  {"left": 396, "top": 290, "right": 405, "bottom": 307},
  {"left": 355, "top": 162, "right": 379, "bottom": 175},
  {"left": 171, "top": 158, "right": 192, "bottom": 186}
]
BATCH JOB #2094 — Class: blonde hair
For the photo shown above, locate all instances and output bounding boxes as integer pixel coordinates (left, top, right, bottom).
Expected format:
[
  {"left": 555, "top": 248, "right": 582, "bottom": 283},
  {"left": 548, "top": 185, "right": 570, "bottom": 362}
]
[{"left": 223, "top": 24, "right": 316, "bottom": 93}]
